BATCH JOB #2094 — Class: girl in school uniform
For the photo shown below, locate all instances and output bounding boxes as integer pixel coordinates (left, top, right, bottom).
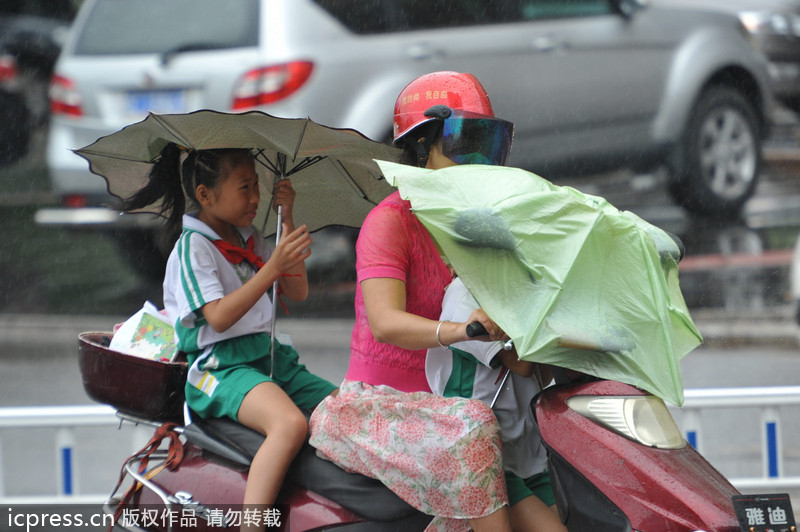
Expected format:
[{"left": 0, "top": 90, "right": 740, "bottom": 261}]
[{"left": 124, "top": 146, "right": 337, "bottom": 524}]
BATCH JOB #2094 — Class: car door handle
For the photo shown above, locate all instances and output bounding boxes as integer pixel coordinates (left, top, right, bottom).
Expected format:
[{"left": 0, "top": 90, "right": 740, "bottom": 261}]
[{"left": 532, "top": 35, "right": 566, "bottom": 52}]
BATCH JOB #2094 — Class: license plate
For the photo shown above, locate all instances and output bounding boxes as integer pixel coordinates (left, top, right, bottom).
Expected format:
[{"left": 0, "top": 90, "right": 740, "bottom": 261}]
[
  {"left": 126, "top": 89, "right": 186, "bottom": 115},
  {"left": 733, "top": 493, "right": 796, "bottom": 532}
]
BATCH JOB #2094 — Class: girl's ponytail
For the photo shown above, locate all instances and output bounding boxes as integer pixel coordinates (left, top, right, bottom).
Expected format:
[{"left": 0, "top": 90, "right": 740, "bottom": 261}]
[{"left": 122, "top": 142, "right": 185, "bottom": 233}]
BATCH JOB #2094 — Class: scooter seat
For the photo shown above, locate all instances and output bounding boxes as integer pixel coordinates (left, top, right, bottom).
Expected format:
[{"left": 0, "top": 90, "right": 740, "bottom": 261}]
[{"left": 184, "top": 415, "right": 429, "bottom": 524}]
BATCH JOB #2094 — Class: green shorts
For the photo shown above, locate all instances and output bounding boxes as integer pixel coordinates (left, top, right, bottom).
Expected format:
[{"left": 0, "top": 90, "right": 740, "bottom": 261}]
[
  {"left": 185, "top": 333, "right": 337, "bottom": 422},
  {"left": 505, "top": 470, "right": 556, "bottom": 507}
]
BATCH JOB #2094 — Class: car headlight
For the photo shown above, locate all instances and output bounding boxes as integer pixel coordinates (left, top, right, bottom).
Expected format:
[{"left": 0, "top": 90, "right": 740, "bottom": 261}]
[
  {"left": 567, "top": 395, "right": 686, "bottom": 449},
  {"left": 740, "top": 10, "right": 800, "bottom": 37}
]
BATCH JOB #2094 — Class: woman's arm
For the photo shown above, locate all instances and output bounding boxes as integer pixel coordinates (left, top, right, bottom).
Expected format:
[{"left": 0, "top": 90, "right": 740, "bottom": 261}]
[{"left": 361, "top": 277, "right": 506, "bottom": 350}]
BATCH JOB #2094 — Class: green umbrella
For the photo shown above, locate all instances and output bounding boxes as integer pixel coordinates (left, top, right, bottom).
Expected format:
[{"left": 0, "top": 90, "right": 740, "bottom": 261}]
[{"left": 379, "top": 161, "right": 701, "bottom": 406}]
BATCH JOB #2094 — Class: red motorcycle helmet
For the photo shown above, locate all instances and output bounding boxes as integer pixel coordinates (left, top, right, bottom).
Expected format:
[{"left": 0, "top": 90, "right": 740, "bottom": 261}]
[{"left": 393, "top": 71, "right": 514, "bottom": 166}]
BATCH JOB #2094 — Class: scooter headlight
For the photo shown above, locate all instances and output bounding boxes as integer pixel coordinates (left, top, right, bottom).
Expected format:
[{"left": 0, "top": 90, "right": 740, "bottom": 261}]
[{"left": 567, "top": 395, "right": 686, "bottom": 449}]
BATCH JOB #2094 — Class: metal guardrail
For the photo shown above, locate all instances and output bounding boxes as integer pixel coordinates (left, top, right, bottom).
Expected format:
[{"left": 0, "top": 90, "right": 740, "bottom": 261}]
[
  {"left": 0, "top": 387, "right": 799, "bottom": 502},
  {"left": 679, "top": 386, "right": 800, "bottom": 491},
  {"left": 0, "top": 404, "right": 131, "bottom": 503}
]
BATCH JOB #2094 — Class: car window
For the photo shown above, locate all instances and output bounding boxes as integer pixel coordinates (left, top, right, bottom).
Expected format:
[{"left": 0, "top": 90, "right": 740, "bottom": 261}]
[
  {"left": 312, "top": 0, "right": 393, "bottom": 33},
  {"left": 314, "top": 0, "right": 516, "bottom": 32},
  {"left": 314, "top": 0, "right": 613, "bottom": 34},
  {"left": 518, "top": 0, "right": 613, "bottom": 19},
  {"left": 0, "top": 0, "right": 77, "bottom": 21},
  {"left": 397, "top": 0, "right": 513, "bottom": 29},
  {"left": 73, "top": 0, "right": 259, "bottom": 56}
]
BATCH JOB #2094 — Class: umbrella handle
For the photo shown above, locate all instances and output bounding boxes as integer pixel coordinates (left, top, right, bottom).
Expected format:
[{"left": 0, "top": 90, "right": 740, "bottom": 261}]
[{"left": 269, "top": 205, "right": 283, "bottom": 378}]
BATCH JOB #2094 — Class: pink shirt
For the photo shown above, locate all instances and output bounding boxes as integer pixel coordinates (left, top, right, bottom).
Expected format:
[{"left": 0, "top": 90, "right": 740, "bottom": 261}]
[{"left": 345, "top": 191, "right": 453, "bottom": 392}]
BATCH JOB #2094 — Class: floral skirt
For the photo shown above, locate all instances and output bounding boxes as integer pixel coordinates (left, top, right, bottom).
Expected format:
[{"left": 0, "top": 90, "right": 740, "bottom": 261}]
[{"left": 308, "top": 380, "right": 508, "bottom": 531}]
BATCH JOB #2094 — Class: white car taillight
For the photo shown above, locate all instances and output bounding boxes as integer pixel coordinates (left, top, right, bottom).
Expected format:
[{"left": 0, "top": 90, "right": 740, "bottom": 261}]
[
  {"left": 232, "top": 61, "right": 313, "bottom": 110},
  {"left": 50, "top": 74, "right": 83, "bottom": 117},
  {"left": 567, "top": 395, "right": 686, "bottom": 449}
]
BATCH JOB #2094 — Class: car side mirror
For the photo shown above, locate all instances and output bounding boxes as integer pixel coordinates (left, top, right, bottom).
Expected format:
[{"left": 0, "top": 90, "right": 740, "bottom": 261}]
[{"left": 610, "top": 0, "right": 646, "bottom": 18}]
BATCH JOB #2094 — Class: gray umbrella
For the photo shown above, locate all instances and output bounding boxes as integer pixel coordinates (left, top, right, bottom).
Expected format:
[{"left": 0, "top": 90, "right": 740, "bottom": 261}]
[
  {"left": 76, "top": 109, "right": 399, "bottom": 374},
  {"left": 75, "top": 109, "right": 399, "bottom": 237}
]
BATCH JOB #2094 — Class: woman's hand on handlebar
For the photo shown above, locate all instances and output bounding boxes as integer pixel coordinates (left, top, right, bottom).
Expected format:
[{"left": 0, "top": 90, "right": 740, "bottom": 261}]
[{"left": 464, "top": 308, "right": 508, "bottom": 342}]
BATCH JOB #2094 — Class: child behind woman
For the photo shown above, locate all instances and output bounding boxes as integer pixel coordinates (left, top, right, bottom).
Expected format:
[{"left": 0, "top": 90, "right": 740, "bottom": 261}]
[
  {"left": 427, "top": 276, "right": 566, "bottom": 532},
  {"left": 124, "top": 144, "right": 337, "bottom": 525}
]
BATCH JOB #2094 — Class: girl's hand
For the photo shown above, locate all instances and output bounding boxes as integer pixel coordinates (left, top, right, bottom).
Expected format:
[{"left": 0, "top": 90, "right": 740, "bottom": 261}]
[
  {"left": 273, "top": 180, "right": 297, "bottom": 219},
  {"left": 270, "top": 223, "right": 312, "bottom": 273},
  {"left": 203, "top": 224, "right": 311, "bottom": 333}
]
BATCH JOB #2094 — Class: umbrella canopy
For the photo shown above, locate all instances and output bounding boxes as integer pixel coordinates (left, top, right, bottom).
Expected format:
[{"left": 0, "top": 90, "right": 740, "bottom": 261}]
[
  {"left": 379, "top": 161, "right": 701, "bottom": 406},
  {"left": 75, "top": 109, "right": 399, "bottom": 236}
]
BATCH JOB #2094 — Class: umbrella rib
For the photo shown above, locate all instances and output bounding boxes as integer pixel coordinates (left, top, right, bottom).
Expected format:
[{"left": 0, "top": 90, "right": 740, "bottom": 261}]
[
  {"left": 73, "top": 149, "right": 162, "bottom": 163},
  {"left": 254, "top": 149, "right": 283, "bottom": 176},
  {"left": 332, "top": 160, "right": 370, "bottom": 200},
  {"left": 149, "top": 112, "right": 194, "bottom": 148},
  {"left": 286, "top": 156, "right": 326, "bottom": 176},
  {"left": 292, "top": 119, "right": 310, "bottom": 159}
]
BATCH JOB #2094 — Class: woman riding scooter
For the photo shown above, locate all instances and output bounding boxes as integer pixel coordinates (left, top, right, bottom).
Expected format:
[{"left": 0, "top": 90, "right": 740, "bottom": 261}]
[{"left": 310, "top": 71, "right": 563, "bottom": 532}]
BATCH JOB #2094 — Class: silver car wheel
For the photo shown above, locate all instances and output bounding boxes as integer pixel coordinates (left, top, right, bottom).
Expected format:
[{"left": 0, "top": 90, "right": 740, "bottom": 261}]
[
  {"left": 667, "top": 86, "right": 762, "bottom": 216},
  {"left": 697, "top": 107, "right": 757, "bottom": 201}
]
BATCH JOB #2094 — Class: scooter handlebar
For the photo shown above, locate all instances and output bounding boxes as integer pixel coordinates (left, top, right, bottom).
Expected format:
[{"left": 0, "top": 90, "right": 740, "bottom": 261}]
[{"left": 466, "top": 321, "right": 488, "bottom": 338}]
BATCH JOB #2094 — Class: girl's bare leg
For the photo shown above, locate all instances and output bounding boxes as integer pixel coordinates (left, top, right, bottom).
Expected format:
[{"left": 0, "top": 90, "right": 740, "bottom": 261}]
[
  {"left": 237, "top": 381, "right": 308, "bottom": 527},
  {"left": 509, "top": 497, "right": 566, "bottom": 532},
  {"left": 470, "top": 506, "right": 513, "bottom": 532}
]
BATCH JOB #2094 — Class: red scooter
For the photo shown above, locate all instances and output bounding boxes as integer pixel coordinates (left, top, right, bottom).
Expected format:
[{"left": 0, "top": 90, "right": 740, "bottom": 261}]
[
  {"left": 536, "top": 374, "right": 740, "bottom": 531},
  {"left": 78, "top": 332, "right": 433, "bottom": 531},
  {"left": 78, "top": 330, "right": 785, "bottom": 532}
]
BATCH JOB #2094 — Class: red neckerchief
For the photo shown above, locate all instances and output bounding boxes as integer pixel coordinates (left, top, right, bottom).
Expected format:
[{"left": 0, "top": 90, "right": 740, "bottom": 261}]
[
  {"left": 211, "top": 236, "right": 265, "bottom": 270},
  {"left": 211, "top": 234, "right": 296, "bottom": 315}
]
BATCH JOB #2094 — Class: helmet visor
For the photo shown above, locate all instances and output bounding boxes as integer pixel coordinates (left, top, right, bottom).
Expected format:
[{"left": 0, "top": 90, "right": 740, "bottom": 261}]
[{"left": 440, "top": 113, "right": 514, "bottom": 166}]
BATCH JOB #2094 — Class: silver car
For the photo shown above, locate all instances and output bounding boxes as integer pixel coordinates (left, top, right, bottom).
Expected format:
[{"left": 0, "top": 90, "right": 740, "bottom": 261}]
[
  {"left": 654, "top": 0, "right": 800, "bottom": 115},
  {"left": 42, "top": 0, "right": 774, "bottom": 278}
]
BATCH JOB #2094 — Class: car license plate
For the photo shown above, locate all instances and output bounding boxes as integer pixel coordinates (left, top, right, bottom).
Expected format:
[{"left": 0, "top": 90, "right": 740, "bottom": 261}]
[
  {"left": 732, "top": 493, "right": 796, "bottom": 532},
  {"left": 126, "top": 89, "right": 186, "bottom": 115}
]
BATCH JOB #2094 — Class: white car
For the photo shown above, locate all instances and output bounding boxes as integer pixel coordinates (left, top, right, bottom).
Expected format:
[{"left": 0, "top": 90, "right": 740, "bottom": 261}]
[{"left": 42, "top": 0, "right": 775, "bottom": 279}]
